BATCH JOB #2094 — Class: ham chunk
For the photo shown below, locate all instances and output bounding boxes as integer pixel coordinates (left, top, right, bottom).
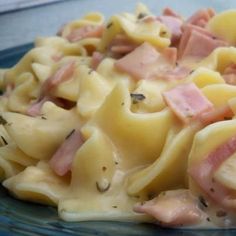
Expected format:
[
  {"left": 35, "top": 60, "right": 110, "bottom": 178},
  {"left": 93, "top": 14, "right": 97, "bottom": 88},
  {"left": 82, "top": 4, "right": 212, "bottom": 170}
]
[
  {"left": 162, "top": 8, "right": 182, "bottom": 18},
  {"left": 134, "top": 190, "right": 206, "bottom": 227},
  {"left": 27, "top": 96, "right": 51, "bottom": 117},
  {"left": 91, "top": 51, "right": 104, "bottom": 70},
  {"left": 163, "top": 83, "right": 213, "bottom": 123},
  {"left": 157, "top": 16, "right": 183, "bottom": 45},
  {"left": 50, "top": 130, "right": 84, "bottom": 176},
  {"left": 108, "top": 34, "right": 138, "bottom": 58},
  {"left": 27, "top": 61, "right": 76, "bottom": 117},
  {"left": 115, "top": 42, "right": 191, "bottom": 81},
  {"left": 186, "top": 8, "right": 215, "bottom": 28},
  {"left": 42, "top": 61, "right": 76, "bottom": 93},
  {"left": 199, "top": 105, "right": 234, "bottom": 125},
  {"left": 189, "top": 135, "right": 236, "bottom": 209},
  {"left": 66, "top": 25, "right": 104, "bottom": 42},
  {"left": 178, "top": 24, "right": 228, "bottom": 59},
  {"left": 222, "top": 64, "right": 236, "bottom": 85},
  {"left": 115, "top": 42, "right": 161, "bottom": 80}
]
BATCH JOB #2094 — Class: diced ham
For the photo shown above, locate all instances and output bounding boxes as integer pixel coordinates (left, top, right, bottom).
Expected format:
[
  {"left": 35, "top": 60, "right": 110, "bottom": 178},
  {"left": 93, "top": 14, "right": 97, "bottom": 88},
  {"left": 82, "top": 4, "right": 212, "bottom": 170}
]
[
  {"left": 186, "top": 8, "right": 215, "bottom": 28},
  {"left": 27, "top": 96, "right": 51, "bottom": 117},
  {"left": 162, "top": 47, "right": 177, "bottom": 65},
  {"left": 188, "top": 135, "right": 236, "bottom": 209},
  {"left": 224, "top": 63, "right": 236, "bottom": 74},
  {"left": 178, "top": 24, "right": 228, "bottom": 59},
  {"left": 163, "top": 83, "right": 214, "bottom": 123},
  {"left": 42, "top": 61, "right": 76, "bottom": 94},
  {"left": 91, "top": 51, "right": 104, "bottom": 70},
  {"left": 199, "top": 104, "right": 234, "bottom": 125},
  {"left": 26, "top": 96, "right": 75, "bottom": 117},
  {"left": 66, "top": 25, "right": 104, "bottom": 42},
  {"left": 223, "top": 74, "right": 236, "bottom": 85},
  {"left": 50, "top": 130, "right": 84, "bottom": 176},
  {"left": 222, "top": 64, "right": 236, "bottom": 85},
  {"left": 27, "top": 61, "right": 76, "bottom": 117},
  {"left": 108, "top": 34, "right": 138, "bottom": 58},
  {"left": 115, "top": 42, "right": 190, "bottom": 81},
  {"left": 163, "top": 7, "right": 182, "bottom": 19},
  {"left": 114, "top": 42, "right": 161, "bottom": 80},
  {"left": 157, "top": 16, "right": 183, "bottom": 45},
  {"left": 134, "top": 190, "right": 206, "bottom": 227},
  {"left": 52, "top": 53, "right": 63, "bottom": 62},
  {"left": 156, "top": 66, "right": 191, "bottom": 81}
]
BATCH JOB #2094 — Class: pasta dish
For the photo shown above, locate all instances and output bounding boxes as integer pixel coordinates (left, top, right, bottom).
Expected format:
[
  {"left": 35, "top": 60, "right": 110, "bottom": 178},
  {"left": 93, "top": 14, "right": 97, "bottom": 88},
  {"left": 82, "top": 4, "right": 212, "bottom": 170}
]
[{"left": 1, "top": 3, "right": 236, "bottom": 228}]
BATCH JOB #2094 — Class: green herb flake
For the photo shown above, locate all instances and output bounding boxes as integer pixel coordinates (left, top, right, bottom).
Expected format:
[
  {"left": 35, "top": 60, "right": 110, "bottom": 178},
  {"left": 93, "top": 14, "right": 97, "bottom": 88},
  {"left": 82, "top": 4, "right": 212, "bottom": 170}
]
[
  {"left": 0, "top": 116, "right": 7, "bottom": 125},
  {"left": 130, "top": 93, "right": 146, "bottom": 104},
  {"left": 1, "top": 136, "right": 8, "bottom": 145},
  {"left": 106, "top": 22, "right": 113, "bottom": 29},
  {"left": 137, "top": 12, "right": 147, "bottom": 19},
  {"left": 65, "top": 129, "right": 75, "bottom": 140}
]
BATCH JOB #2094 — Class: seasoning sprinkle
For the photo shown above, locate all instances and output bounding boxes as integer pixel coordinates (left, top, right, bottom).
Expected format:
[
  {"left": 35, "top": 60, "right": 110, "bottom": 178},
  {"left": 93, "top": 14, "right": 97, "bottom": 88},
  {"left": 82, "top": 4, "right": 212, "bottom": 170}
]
[
  {"left": 106, "top": 22, "right": 113, "bottom": 29},
  {"left": 210, "top": 188, "right": 215, "bottom": 193},
  {"left": 0, "top": 116, "right": 7, "bottom": 125},
  {"left": 137, "top": 12, "right": 147, "bottom": 19},
  {"left": 102, "top": 166, "right": 107, "bottom": 172},
  {"left": 1, "top": 136, "right": 8, "bottom": 145},
  {"left": 115, "top": 161, "right": 119, "bottom": 165},
  {"left": 160, "top": 31, "right": 167, "bottom": 37},
  {"left": 147, "top": 192, "right": 155, "bottom": 200},
  {"left": 112, "top": 205, "right": 117, "bottom": 208},
  {"left": 65, "top": 129, "right": 75, "bottom": 140},
  {"left": 206, "top": 217, "right": 211, "bottom": 222},
  {"left": 216, "top": 210, "right": 227, "bottom": 217},
  {"left": 198, "top": 196, "right": 208, "bottom": 208},
  {"left": 121, "top": 102, "right": 125, "bottom": 106},
  {"left": 130, "top": 93, "right": 146, "bottom": 104},
  {"left": 189, "top": 70, "right": 195, "bottom": 74},
  {"left": 88, "top": 69, "right": 93, "bottom": 75},
  {"left": 41, "top": 116, "right": 47, "bottom": 120}
]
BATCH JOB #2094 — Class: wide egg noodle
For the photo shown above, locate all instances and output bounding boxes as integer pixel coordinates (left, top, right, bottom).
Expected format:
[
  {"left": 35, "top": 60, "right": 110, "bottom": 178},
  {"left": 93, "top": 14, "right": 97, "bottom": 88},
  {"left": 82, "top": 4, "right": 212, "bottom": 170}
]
[
  {"left": 1, "top": 102, "right": 80, "bottom": 160},
  {"left": 207, "top": 10, "right": 236, "bottom": 45},
  {"left": 99, "top": 7, "right": 170, "bottom": 52},
  {"left": 186, "top": 67, "right": 225, "bottom": 88},
  {"left": 86, "top": 83, "right": 175, "bottom": 168},
  {"left": 198, "top": 47, "right": 236, "bottom": 73},
  {"left": 59, "top": 126, "right": 149, "bottom": 221},
  {"left": 0, "top": 143, "right": 37, "bottom": 180},
  {"left": 130, "top": 80, "right": 168, "bottom": 113},
  {"left": 77, "top": 58, "right": 135, "bottom": 119},
  {"left": 7, "top": 72, "right": 39, "bottom": 113},
  {"left": 35, "top": 37, "right": 88, "bottom": 57},
  {"left": 127, "top": 122, "right": 201, "bottom": 197},
  {"left": 188, "top": 120, "right": 236, "bottom": 192},
  {"left": 60, "top": 12, "right": 104, "bottom": 39},
  {"left": 76, "top": 65, "right": 111, "bottom": 119},
  {"left": 3, "top": 161, "right": 69, "bottom": 205},
  {"left": 202, "top": 84, "right": 236, "bottom": 107}
]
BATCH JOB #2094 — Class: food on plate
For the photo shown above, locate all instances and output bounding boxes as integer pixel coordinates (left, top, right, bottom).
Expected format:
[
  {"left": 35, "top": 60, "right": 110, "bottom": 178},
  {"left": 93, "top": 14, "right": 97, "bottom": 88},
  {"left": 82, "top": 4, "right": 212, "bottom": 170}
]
[{"left": 1, "top": 3, "right": 236, "bottom": 228}]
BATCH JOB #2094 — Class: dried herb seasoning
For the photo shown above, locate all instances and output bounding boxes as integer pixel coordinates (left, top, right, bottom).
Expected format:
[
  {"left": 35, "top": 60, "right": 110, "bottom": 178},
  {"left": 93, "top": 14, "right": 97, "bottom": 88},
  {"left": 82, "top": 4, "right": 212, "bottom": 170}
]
[
  {"left": 65, "top": 129, "right": 75, "bottom": 140},
  {"left": 130, "top": 93, "right": 146, "bottom": 104},
  {"left": 0, "top": 116, "right": 7, "bottom": 125}
]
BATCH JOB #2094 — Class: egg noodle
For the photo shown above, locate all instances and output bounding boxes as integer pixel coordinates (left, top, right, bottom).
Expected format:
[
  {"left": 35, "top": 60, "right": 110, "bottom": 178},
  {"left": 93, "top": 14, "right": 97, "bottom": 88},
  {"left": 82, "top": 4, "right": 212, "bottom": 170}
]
[{"left": 1, "top": 3, "right": 236, "bottom": 228}]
